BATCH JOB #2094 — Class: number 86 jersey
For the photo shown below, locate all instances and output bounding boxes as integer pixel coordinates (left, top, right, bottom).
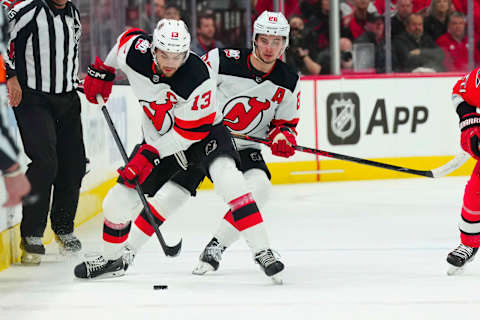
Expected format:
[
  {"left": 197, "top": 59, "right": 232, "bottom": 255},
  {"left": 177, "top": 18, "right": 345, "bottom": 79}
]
[
  {"left": 202, "top": 48, "right": 301, "bottom": 150},
  {"left": 104, "top": 28, "right": 222, "bottom": 158}
]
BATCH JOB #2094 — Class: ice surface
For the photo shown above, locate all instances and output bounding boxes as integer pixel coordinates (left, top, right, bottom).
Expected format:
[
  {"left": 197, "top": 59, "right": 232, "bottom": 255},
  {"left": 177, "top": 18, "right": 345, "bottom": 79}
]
[{"left": 1, "top": 177, "right": 478, "bottom": 320}]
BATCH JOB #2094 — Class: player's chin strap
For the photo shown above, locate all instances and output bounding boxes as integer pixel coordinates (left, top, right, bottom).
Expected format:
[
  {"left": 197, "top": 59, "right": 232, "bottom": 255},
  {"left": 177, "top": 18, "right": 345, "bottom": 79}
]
[
  {"left": 232, "top": 133, "right": 470, "bottom": 178},
  {"left": 97, "top": 94, "right": 182, "bottom": 257}
]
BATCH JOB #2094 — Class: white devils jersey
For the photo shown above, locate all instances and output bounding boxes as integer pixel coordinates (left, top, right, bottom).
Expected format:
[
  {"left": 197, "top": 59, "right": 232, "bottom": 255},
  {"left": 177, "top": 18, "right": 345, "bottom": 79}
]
[
  {"left": 104, "top": 29, "right": 221, "bottom": 158},
  {"left": 202, "top": 48, "right": 300, "bottom": 150}
]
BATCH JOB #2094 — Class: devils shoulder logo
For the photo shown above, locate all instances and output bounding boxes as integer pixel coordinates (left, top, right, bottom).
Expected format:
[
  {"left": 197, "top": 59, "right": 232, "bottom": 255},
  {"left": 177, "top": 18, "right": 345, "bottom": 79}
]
[
  {"left": 222, "top": 96, "right": 271, "bottom": 133},
  {"left": 224, "top": 49, "right": 240, "bottom": 60},
  {"left": 135, "top": 39, "right": 151, "bottom": 54}
]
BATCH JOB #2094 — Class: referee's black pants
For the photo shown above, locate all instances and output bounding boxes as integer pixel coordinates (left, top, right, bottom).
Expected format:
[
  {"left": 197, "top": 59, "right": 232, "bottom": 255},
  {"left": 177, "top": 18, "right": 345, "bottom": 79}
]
[{"left": 14, "top": 88, "right": 86, "bottom": 238}]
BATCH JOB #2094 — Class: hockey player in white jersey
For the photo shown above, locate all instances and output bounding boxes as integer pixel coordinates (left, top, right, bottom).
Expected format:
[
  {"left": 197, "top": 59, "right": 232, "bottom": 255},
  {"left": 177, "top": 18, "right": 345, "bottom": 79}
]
[
  {"left": 102, "top": 12, "right": 298, "bottom": 283},
  {"left": 73, "top": 19, "right": 283, "bottom": 281},
  {"left": 191, "top": 11, "right": 300, "bottom": 275}
]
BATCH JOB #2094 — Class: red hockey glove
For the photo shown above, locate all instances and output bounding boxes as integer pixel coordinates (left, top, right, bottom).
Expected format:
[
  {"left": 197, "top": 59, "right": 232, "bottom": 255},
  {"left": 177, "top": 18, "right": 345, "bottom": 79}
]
[
  {"left": 460, "top": 113, "right": 480, "bottom": 160},
  {"left": 268, "top": 126, "right": 297, "bottom": 158},
  {"left": 84, "top": 56, "right": 115, "bottom": 104},
  {"left": 117, "top": 144, "right": 160, "bottom": 188}
]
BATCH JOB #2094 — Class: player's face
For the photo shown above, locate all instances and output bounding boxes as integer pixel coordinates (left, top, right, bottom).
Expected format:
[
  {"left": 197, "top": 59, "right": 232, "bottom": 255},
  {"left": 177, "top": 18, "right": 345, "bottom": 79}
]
[
  {"left": 154, "top": 49, "right": 186, "bottom": 77},
  {"left": 255, "top": 34, "right": 284, "bottom": 64}
]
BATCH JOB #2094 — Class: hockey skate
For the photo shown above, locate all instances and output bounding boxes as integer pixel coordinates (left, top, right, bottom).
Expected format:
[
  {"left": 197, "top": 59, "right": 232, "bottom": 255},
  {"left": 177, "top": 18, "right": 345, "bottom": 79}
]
[
  {"left": 192, "top": 237, "right": 226, "bottom": 275},
  {"left": 446, "top": 244, "right": 478, "bottom": 275},
  {"left": 74, "top": 245, "right": 135, "bottom": 279},
  {"left": 20, "top": 237, "right": 45, "bottom": 265},
  {"left": 255, "top": 249, "right": 284, "bottom": 285},
  {"left": 55, "top": 233, "right": 82, "bottom": 256}
]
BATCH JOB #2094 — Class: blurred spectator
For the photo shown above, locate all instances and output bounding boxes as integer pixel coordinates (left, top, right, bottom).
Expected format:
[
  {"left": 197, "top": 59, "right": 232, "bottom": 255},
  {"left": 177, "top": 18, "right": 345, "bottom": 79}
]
[
  {"left": 343, "top": 0, "right": 371, "bottom": 40},
  {"left": 126, "top": 5, "right": 140, "bottom": 28},
  {"left": 436, "top": 12, "right": 468, "bottom": 71},
  {"left": 254, "top": 0, "right": 300, "bottom": 19},
  {"left": 286, "top": 14, "right": 322, "bottom": 75},
  {"left": 301, "top": 0, "right": 353, "bottom": 51},
  {"left": 165, "top": 3, "right": 181, "bottom": 20},
  {"left": 341, "top": 0, "right": 378, "bottom": 17},
  {"left": 424, "top": 0, "right": 451, "bottom": 40},
  {"left": 191, "top": 12, "right": 224, "bottom": 56},
  {"left": 374, "top": 0, "right": 397, "bottom": 15},
  {"left": 154, "top": 0, "right": 166, "bottom": 19},
  {"left": 393, "top": 13, "right": 445, "bottom": 72},
  {"left": 391, "top": 0, "right": 413, "bottom": 37},
  {"left": 411, "top": 0, "right": 433, "bottom": 13},
  {"left": 356, "top": 13, "right": 387, "bottom": 72},
  {"left": 317, "top": 37, "right": 354, "bottom": 74}
]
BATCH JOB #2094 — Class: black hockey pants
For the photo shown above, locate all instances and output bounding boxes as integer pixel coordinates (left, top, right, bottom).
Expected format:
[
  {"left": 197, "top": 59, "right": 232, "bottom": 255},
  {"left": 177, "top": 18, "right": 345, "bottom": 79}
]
[{"left": 14, "top": 88, "right": 86, "bottom": 237}]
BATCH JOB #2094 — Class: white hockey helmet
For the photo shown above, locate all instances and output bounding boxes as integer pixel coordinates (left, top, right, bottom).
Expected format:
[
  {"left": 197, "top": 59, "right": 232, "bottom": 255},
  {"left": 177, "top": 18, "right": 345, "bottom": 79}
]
[
  {"left": 252, "top": 11, "right": 290, "bottom": 58},
  {"left": 151, "top": 19, "right": 191, "bottom": 65}
]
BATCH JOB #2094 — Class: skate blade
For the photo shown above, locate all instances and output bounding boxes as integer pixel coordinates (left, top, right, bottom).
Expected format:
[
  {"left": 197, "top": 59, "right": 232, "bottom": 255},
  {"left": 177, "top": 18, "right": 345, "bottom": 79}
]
[
  {"left": 21, "top": 252, "right": 41, "bottom": 265},
  {"left": 447, "top": 265, "right": 465, "bottom": 276},
  {"left": 270, "top": 275, "right": 283, "bottom": 285},
  {"left": 192, "top": 261, "right": 215, "bottom": 275},
  {"left": 75, "top": 269, "right": 126, "bottom": 280}
]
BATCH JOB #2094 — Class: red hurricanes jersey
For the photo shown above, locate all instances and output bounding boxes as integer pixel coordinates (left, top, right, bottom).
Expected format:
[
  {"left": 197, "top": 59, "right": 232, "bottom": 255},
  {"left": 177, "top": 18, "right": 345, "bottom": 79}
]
[
  {"left": 202, "top": 48, "right": 300, "bottom": 150},
  {"left": 452, "top": 67, "right": 480, "bottom": 109}
]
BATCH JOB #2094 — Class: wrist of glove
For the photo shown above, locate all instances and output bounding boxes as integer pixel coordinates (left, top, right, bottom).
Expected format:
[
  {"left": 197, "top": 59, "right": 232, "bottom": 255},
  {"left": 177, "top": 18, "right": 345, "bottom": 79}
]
[
  {"left": 460, "top": 113, "right": 480, "bottom": 160},
  {"left": 268, "top": 126, "right": 297, "bottom": 158},
  {"left": 117, "top": 144, "right": 160, "bottom": 188},
  {"left": 84, "top": 56, "right": 116, "bottom": 105}
]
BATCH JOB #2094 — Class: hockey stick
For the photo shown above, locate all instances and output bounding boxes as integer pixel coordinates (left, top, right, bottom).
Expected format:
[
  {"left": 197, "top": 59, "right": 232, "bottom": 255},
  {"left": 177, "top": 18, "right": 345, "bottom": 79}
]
[
  {"left": 232, "top": 133, "right": 470, "bottom": 178},
  {"left": 97, "top": 95, "right": 182, "bottom": 257}
]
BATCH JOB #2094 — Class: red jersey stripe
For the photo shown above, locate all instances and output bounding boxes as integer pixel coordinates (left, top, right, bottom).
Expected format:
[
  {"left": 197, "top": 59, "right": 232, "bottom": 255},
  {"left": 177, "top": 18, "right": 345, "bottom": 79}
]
[
  {"left": 174, "top": 112, "right": 216, "bottom": 129},
  {"left": 173, "top": 126, "right": 210, "bottom": 141}
]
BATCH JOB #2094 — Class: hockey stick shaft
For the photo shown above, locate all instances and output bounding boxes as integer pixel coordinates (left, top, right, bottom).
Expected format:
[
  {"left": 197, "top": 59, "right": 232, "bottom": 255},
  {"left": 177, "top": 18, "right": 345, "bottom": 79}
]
[
  {"left": 97, "top": 95, "right": 181, "bottom": 257},
  {"left": 232, "top": 133, "right": 470, "bottom": 178}
]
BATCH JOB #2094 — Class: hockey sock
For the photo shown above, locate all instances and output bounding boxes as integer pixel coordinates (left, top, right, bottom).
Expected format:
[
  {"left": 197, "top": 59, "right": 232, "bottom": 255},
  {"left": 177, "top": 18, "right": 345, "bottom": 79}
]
[
  {"left": 103, "top": 220, "right": 132, "bottom": 260},
  {"left": 460, "top": 163, "right": 480, "bottom": 247},
  {"left": 129, "top": 203, "right": 166, "bottom": 252},
  {"left": 228, "top": 193, "right": 269, "bottom": 252}
]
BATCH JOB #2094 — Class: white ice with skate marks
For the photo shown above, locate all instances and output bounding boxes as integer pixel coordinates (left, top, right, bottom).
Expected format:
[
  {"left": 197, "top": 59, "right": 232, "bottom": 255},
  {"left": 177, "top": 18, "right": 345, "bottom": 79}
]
[{"left": 2, "top": 177, "right": 480, "bottom": 319}]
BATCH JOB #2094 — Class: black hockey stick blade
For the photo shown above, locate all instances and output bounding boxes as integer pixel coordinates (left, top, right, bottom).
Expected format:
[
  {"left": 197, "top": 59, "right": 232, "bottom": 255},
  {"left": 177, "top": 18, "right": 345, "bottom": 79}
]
[
  {"left": 232, "top": 133, "right": 469, "bottom": 178},
  {"left": 97, "top": 95, "right": 182, "bottom": 257}
]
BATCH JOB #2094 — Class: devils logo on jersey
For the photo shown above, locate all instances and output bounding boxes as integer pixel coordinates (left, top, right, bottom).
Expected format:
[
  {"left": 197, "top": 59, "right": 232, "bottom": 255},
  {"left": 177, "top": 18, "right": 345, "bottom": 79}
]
[
  {"left": 224, "top": 49, "right": 240, "bottom": 60},
  {"left": 141, "top": 92, "right": 177, "bottom": 134},
  {"left": 223, "top": 96, "right": 271, "bottom": 132}
]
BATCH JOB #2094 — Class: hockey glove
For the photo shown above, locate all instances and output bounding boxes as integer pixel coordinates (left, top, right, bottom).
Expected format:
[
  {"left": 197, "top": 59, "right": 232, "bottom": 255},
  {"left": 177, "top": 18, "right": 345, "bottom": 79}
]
[
  {"left": 117, "top": 144, "right": 160, "bottom": 188},
  {"left": 84, "top": 56, "right": 115, "bottom": 104},
  {"left": 268, "top": 126, "right": 296, "bottom": 158},
  {"left": 460, "top": 113, "right": 480, "bottom": 160}
]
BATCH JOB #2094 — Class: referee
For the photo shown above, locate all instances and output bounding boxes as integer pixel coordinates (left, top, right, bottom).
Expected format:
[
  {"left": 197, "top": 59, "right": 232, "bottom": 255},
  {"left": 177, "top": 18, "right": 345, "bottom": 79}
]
[
  {"left": 5, "top": 0, "right": 86, "bottom": 264},
  {"left": 0, "top": 5, "right": 30, "bottom": 208}
]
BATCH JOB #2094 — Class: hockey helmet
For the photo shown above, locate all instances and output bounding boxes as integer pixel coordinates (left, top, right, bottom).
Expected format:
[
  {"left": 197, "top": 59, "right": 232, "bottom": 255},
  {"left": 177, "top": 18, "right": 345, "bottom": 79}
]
[
  {"left": 252, "top": 11, "right": 290, "bottom": 58},
  {"left": 151, "top": 19, "right": 191, "bottom": 65}
]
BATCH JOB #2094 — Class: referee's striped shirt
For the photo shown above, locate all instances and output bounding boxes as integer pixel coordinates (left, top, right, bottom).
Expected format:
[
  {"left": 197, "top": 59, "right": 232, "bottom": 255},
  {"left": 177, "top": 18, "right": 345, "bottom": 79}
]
[
  {"left": 0, "top": 5, "right": 17, "bottom": 171},
  {"left": 5, "top": 0, "right": 81, "bottom": 94}
]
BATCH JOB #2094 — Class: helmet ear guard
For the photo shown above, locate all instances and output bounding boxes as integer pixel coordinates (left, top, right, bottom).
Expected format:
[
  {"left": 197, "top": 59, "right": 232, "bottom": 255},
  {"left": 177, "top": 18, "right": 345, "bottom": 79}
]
[
  {"left": 252, "top": 11, "right": 290, "bottom": 60},
  {"left": 151, "top": 19, "right": 191, "bottom": 65}
]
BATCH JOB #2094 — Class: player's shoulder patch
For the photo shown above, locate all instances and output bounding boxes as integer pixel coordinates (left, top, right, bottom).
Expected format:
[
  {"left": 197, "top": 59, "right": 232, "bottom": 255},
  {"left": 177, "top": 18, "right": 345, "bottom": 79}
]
[
  {"left": 125, "top": 33, "right": 155, "bottom": 80},
  {"left": 217, "top": 48, "right": 250, "bottom": 76},
  {"left": 168, "top": 54, "right": 211, "bottom": 100},
  {"left": 268, "top": 60, "right": 299, "bottom": 93}
]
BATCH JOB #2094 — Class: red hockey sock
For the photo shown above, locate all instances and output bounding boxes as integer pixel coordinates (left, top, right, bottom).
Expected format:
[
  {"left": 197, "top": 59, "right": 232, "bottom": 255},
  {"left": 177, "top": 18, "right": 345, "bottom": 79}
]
[
  {"left": 228, "top": 193, "right": 263, "bottom": 231},
  {"left": 460, "top": 162, "right": 480, "bottom": 247},
  {"left": 134, "top": 203, "right": 166, "bottom": 236}
]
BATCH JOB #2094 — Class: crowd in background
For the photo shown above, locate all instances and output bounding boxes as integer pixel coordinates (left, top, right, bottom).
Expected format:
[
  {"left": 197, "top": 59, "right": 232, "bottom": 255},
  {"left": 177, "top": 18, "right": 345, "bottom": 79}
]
[{"left": 73, "top": 0, "right": 480, "bottom": 77}]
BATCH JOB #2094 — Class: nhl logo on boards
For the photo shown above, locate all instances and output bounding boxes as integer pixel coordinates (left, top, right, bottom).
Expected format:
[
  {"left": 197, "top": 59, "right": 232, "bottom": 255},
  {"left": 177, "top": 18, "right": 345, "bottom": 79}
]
[
  {"left": 250, "top": 151, "right": 263, "bottom": 162},
  {"left": 326, "top": 93, "right": 360, "bottom": 145},
  {"left": 205, "top": 140, "right": 218, "bottom": 156}
]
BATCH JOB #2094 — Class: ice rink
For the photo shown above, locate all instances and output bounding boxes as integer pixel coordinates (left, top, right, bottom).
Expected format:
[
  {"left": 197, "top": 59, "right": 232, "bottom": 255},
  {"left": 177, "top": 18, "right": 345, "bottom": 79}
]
[{"left": 1, "top": 176, "right": 479, "bottom": 319}]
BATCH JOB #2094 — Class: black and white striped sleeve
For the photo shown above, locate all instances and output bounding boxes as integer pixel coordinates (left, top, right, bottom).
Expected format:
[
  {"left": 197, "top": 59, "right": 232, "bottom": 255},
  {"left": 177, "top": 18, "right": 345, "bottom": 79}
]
[
  {"left": 0, "top": 107, "right": 19, "bottom": 172},
  {"left": 5, "top": 0, "right": 38, "bottom": 79}
]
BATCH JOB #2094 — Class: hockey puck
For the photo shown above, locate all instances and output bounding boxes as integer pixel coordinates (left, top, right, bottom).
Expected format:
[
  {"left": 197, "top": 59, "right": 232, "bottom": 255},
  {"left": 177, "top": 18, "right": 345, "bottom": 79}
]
[{"left": 153, "top": 285, "right": 168, "bottom": 290}]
